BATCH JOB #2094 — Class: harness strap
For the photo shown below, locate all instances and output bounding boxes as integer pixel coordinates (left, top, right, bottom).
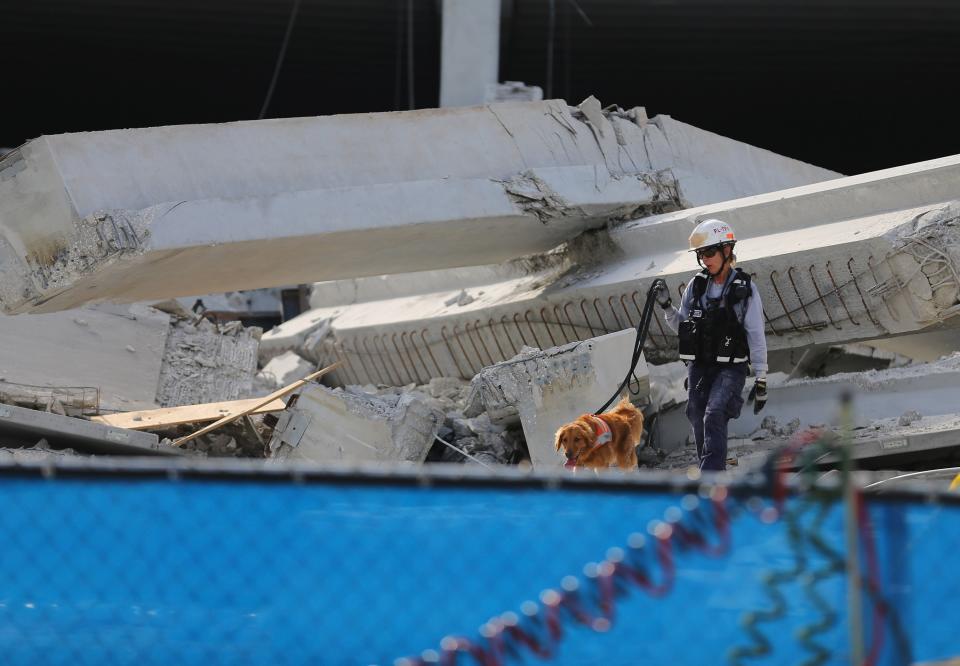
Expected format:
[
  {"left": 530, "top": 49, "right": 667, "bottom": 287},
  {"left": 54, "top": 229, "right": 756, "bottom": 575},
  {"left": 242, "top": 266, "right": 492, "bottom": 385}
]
[{"left": 585, "top": 415, "right": 612, "bottom": 447}]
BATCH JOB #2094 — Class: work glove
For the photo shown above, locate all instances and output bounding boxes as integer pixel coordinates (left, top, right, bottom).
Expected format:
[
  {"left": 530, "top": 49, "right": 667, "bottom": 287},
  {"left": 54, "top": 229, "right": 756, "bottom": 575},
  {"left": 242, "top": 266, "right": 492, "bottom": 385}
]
[
  {"left": 748, "top": 377, "right": 767, "bottom": 414},
  {"left": 654, "top": 283, "right": 672, "bottom": 310}
]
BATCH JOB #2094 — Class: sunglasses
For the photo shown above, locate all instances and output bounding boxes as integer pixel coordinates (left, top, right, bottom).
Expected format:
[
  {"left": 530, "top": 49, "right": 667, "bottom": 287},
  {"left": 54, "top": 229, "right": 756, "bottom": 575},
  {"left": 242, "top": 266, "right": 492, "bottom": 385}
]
[{"left": 696, "top": 246, "right": 722, "bottom": 259}]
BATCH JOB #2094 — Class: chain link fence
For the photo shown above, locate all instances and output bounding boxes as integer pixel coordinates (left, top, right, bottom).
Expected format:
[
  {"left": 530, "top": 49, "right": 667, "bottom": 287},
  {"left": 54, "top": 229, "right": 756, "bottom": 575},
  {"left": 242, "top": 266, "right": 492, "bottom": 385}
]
[{"left": 0, "top": 458, "right": 955, "bottom": 665}]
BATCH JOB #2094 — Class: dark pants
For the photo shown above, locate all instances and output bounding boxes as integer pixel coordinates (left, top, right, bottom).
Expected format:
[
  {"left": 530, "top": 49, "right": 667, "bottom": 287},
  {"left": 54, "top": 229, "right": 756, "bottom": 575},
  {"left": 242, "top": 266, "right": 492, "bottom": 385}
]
[{"left": 685, "top": 363, "right": 748, "bottom": 471}]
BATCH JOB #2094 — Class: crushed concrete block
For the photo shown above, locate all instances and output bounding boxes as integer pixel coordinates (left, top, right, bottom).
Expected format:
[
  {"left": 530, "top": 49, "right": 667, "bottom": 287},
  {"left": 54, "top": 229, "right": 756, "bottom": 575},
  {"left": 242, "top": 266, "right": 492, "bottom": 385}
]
[
  {"left": 464, "top": 329, "right": 649, "bottom": 468},
  {"left": 257, "top": 351, "right": 314, "bottom": 390},
  {"left": 156, "top": 318, "right": 261, "bottom": 408},
  {"left": 269, "top": 384, "right": 443, "bottom": 464}
]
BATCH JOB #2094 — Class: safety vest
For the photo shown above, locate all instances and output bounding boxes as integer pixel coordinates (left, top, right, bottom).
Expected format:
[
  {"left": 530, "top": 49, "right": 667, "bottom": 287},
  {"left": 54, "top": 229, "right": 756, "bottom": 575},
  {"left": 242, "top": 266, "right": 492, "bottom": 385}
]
[{"left": 678, "top": 268, "right": 752, "bottom": 364}]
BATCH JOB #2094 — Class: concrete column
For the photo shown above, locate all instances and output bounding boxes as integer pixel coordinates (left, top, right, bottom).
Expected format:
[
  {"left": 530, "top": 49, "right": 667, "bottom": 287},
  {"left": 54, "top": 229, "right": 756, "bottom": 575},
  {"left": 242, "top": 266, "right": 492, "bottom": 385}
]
[{"left": 440, "top": 0, "right": 501, "bottom": 107}]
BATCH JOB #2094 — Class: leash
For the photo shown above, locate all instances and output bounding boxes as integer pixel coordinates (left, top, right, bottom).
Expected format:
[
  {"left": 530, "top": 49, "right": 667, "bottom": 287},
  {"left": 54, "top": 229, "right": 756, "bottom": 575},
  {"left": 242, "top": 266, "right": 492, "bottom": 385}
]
[{"left": 594, "top": 279, "right": 665, "bottom": 415}]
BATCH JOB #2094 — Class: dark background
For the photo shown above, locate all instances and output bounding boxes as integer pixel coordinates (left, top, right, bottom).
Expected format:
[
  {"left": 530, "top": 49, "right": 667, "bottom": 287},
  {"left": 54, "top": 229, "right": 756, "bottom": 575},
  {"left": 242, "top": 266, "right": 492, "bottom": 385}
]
[{"left": 3, "top": 0, "right": 957, "bottom": 175}]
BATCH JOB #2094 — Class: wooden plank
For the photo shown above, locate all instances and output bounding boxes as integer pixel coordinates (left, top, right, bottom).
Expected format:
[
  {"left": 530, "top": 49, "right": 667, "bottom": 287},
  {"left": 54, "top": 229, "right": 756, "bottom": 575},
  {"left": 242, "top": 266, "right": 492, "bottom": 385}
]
[
  {"left": 173, "top": 361, "right": 342, "bottom": 447},
  {"left": 91, "top": 398, "right": 288, "bottom": 431}
]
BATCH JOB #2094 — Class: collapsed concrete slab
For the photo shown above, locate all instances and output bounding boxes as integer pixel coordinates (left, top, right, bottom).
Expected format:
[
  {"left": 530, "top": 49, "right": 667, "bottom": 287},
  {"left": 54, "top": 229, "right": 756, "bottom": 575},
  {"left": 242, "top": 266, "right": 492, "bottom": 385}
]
[
  {"left": 0, "top": 99, "right": 839, "bottom": 314},
  {"left": 656, "top": 353, "right": 960, "bottom": 466},
  {"left": 268, "top": 385, "right": 443, "bottom": 464},
  {"left": 463, "top": 329, "right": 649, "bottom": 468},
  {"left": 0, "top": 303, "right": 171, "bottom": 412},
  {"left": 0, "top": 401, "right": 177, "bottom": 456},
  {"left": 296, "top": 155, "right": 960, "bottom": 386},
  {"left": 0, "top": 302, "right": 260, "bottom": 413}
]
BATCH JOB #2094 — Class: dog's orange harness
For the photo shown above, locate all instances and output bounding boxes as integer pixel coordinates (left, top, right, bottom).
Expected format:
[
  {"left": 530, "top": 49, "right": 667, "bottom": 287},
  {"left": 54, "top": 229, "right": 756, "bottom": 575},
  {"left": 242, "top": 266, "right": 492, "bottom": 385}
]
[
  {"left": 585, "top": 415, "right": 612, "bottom": 448},
  {"left": 564, "top": 415, "right": 613, "bottom": 469}
]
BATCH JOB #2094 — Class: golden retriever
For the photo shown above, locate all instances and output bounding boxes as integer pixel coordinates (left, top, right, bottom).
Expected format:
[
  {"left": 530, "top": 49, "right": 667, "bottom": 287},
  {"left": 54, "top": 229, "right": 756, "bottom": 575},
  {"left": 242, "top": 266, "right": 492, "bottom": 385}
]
[{"left": 554, "top": 396, "right": 643, "bottom": 471}]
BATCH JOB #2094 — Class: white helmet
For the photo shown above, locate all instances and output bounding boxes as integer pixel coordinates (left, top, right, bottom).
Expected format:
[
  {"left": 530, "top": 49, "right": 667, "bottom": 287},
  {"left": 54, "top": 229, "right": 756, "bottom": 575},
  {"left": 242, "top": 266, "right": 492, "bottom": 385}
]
[{"left": 688, "top": 218, "right": 736, "bottom": 252}]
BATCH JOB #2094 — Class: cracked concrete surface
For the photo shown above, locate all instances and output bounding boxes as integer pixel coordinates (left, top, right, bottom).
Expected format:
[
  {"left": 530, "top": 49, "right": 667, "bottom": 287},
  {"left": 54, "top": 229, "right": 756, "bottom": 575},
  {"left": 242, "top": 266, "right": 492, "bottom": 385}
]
[
  {"left": 156, "top": 317, "right": 261, "bottom": 408},
  {"left": 269, "top": 383, "right": 443, "bottom": 464},
  {"left": 0, "top": 99, "right": 838, "bottom": 314},
  {"left": 289, "top": 159, "right": 960, "bottom": 386}
]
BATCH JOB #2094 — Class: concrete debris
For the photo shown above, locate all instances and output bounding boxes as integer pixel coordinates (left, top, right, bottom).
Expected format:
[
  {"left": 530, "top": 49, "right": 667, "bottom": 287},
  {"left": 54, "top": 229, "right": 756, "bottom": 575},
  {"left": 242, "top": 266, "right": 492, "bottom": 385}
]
[
  {"left": 430, "top": 413, "right": 525, "bottom": 466},
  {"left": 334, "top": 377, "right": 526, "bottom": 465},
  {"left": 168, "top": 418, "right": 270, "bottom": 458},
  {"left": 647, "top": 361, "right": 689, "bottom": 414},
  {"left": 0, "top": 401, "right": 177, "bottom": 456},
  {"left": 256, "top": 351, "right": 314, "bottom": 391},
  {"left": 269, "top": 384, "right": 444, "bottom": 464},
  {"left": 4, "top": 99, "right": 959, "bottom": 474},
  {"left": 155, "top": 317, "right": 261, "bottom": 408},
  {"left": 779, "top": 342, "right": 913, "bottom": 380},
  {"left": 0, "top": 99, "right": 838, "bottom": 314},
  {"left": 258, "top": 312, "right": 332, "bottom": 365},
  {"left": 655, "top": 353, "right": 960, "bottom": 469},
  {"left": 296, "top": 158, "right": 960, "bottom": 387},
  {"left": 0, "top": 438, "right": 87, "bottom": 463},
  {"left": 463, "top": 329, "right": 649, "bottom": 468},
  {"left": 0, "top": 380, "right": 99, "bottom": 418},
  {"left": 176, "top": 287, "right": 286, "bottom": 322},
  {"left": 0, "top": 302, "right": 261, "bottom": 415},
  {"left": 0, "top": 303, "right": 171, "bottom": 412}
]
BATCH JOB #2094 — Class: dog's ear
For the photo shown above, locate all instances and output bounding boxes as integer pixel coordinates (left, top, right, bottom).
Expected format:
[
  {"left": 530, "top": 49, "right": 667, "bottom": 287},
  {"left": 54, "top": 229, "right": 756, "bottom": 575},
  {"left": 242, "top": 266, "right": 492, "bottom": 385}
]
[
  {"left": 554, "top": 426, "right": 565, "bottom": 451},
  {"left": 576, "top": 421, "right": 596, "bottom": 446}
]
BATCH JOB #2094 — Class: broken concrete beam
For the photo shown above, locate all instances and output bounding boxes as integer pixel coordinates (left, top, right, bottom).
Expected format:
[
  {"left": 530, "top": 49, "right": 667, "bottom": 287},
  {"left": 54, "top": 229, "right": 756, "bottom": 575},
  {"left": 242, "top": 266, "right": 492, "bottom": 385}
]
[
  {"left": 269, "top": 385, "right": 443, "bottom": 464},
  {"left": 301, "top": 155, "right": 960, "bottom": 386},
  {"left": 0, "top": 99, "right": 838, "bottom": 314},
  {"left": 0, "top": 402, "right": 177, "bottom": 456},
  {"left": 463, "top": 329, "right": 649, "bottom": 468}
]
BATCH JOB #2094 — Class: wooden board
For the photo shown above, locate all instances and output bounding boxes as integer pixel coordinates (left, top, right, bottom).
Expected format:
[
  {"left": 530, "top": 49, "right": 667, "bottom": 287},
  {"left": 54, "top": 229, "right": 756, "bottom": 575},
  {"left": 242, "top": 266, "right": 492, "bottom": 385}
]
[
  {"left": 173, "top": 362, "right": 341, "bottom": 447},
  {"left": 91, "top": 398, "right": 288, "bottom": 431}
]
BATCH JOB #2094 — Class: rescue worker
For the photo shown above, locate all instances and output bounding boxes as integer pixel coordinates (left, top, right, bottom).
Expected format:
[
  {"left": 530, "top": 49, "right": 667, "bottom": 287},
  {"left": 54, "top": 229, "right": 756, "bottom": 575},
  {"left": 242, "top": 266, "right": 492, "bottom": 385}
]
[{"left": 655, "top": 219, "right": 768, "bottom": 471}]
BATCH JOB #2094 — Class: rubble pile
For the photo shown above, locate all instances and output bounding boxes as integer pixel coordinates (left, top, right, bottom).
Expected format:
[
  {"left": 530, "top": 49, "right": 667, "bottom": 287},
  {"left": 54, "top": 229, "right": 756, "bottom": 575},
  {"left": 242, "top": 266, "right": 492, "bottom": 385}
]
[
  {"left": 0, "top": 100, "right": 957, "bottom": 473},
  {"left": 335, "top": 377, "right": 528, "bottom": 466},
  {"left": 161, "top": 419, "right": 271, "bottom": 458},
  {"left": 269, "top": 383, "right": 445, "bottom": 464}
]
